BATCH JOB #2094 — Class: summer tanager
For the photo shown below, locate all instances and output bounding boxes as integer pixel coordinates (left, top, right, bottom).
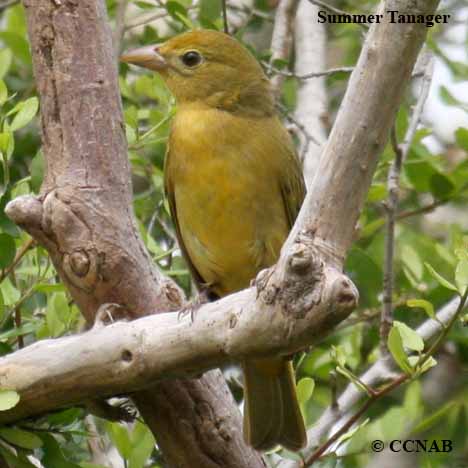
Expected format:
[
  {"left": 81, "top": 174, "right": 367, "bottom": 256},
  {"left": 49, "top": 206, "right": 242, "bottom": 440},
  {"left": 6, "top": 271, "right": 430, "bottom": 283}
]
[{"left": 121, "top": 30, "right": 307, "bottom": 451}]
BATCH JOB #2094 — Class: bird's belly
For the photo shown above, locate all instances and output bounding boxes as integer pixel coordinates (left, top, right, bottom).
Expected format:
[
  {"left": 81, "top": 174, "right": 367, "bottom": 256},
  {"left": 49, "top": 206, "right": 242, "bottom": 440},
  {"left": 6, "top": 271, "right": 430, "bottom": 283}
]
[{"left": 175, "top": 158, "right": 287, "bottom": 296}]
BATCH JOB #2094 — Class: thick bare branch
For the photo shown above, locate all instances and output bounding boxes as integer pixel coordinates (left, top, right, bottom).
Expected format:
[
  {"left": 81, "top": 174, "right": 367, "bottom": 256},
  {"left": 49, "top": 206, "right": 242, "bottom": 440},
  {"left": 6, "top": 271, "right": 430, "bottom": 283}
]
[{"left": 0, "top": 263, "right": 355, "bottom": 423}]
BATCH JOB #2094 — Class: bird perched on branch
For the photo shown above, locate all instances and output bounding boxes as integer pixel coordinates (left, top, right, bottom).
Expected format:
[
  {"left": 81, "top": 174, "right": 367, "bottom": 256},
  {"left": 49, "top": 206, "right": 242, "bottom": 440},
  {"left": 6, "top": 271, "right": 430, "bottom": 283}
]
[{"left": 121, "top": 29, "right": 306, "bottom": 451}]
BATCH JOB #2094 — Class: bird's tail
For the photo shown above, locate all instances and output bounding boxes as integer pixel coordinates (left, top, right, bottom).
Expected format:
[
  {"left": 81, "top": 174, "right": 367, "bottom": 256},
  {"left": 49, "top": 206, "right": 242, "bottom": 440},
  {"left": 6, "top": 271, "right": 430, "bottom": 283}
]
[{"left": 242, "top": 358, "right": 306, "bottom": 451}]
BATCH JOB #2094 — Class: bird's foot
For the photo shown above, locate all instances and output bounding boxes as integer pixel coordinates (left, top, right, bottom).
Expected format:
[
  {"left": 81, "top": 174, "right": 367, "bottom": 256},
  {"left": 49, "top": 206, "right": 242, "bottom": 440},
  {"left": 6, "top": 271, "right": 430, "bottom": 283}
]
[
  {"left": 93, "top": 303, "right": 130, "bottom": 329},
  {"left": 85, "top": 397, "right": 137, "bottom": 423},
  {"left": 178, "top": 288, "right": 212, "bottom": 322}
]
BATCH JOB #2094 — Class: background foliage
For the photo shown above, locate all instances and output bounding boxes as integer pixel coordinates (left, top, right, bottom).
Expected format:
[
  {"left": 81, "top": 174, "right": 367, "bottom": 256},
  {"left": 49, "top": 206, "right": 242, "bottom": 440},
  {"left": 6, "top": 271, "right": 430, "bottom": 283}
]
[{"left": 0, "top": 0, "right": 467, "bottom": 467}]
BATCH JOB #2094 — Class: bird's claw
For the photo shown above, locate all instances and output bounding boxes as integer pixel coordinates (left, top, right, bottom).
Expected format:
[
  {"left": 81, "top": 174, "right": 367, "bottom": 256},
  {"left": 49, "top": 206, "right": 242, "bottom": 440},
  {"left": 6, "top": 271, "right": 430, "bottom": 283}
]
[{"left": 177, "top": 289, "right": 211, "bottom": 322}]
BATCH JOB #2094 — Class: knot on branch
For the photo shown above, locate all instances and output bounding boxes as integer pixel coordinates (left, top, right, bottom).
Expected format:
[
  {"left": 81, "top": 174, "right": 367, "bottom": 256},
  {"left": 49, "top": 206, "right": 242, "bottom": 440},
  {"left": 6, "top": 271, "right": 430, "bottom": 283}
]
[
  {"left": 5, "top": 195, "right": 43, "bottom": 229},
  {"left": 328, "top": 275, "right": 359, "bottom": 320},
  {"left": 255, "top": 238, "right": 324, "bottom": 319},
  {"left": 6, "top": 191, "right": 105, "bottom": 292}
]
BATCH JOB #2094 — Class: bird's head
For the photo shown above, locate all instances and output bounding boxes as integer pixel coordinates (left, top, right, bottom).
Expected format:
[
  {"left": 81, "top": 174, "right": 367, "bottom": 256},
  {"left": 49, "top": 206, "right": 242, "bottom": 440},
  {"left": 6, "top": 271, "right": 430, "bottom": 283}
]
[{"left": 121, "top": 30, "right": 274, "bottom": 115}]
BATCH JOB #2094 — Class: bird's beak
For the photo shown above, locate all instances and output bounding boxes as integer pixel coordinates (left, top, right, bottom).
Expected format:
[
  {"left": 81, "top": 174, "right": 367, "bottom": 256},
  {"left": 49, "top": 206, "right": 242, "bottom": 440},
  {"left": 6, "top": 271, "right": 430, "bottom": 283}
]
[{"left": 120, "top": 45, "right": 167, "bottom": 71}]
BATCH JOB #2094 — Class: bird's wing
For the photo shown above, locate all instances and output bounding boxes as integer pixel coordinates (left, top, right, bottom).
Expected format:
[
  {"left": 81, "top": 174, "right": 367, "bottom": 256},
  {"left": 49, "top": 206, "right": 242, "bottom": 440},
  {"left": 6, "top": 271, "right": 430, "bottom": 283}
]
[
  {"left": 278, "top": 134, "right": 307, "bottom": 230},
  {"left": 164, "top": 151, "right": 208, "bottom": 290}
]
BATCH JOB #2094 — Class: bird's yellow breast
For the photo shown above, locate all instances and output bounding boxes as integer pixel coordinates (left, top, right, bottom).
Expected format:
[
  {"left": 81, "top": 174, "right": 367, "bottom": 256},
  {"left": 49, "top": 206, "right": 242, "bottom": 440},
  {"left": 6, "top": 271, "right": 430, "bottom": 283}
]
[{"left": 165, "top": 103, "right": 292, "bottom": 296}]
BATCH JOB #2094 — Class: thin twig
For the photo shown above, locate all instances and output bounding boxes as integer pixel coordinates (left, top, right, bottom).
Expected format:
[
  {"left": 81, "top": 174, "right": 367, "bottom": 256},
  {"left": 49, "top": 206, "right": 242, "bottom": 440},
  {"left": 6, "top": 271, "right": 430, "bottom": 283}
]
[
  {"left": 264, "top": 61, "right": 354, "bottom": 80},
  {"left": 380, "top": 54, "right": 434, "bottom": 351},
  {"left": 222, "top": 0, "right": 229, "bottom": 34},
  {"left": 277, "top": 102, "right": 321, "bottom": 149},
  {"left": 397, "top": 199, "right": 445, "bottom": 220}
]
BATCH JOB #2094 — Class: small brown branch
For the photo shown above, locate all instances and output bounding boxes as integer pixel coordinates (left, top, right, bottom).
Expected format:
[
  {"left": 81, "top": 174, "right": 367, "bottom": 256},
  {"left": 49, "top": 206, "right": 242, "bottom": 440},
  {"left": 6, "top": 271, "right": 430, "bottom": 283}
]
[
  {"left": 396, "top": 199, "right": 445, "bottom": 220},
  {"left": 380, "top": 53, "right": 434, "bottom": 350},
  {"left": 264, "top": 62, "right": 354, "bottom": 80}
]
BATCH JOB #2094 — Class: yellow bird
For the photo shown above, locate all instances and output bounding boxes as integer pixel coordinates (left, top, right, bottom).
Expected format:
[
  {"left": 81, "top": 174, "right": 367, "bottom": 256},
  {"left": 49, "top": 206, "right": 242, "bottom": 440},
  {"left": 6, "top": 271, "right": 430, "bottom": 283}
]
[{"left": 122, "top": 30, "right": 307, "bottom": 451}]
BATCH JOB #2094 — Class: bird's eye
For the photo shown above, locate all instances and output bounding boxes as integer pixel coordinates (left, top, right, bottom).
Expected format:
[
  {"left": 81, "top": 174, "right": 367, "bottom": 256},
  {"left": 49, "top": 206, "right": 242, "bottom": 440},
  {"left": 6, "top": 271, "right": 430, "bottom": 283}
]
[{"left": 181, "top": 50, "right": 202, "bottom": 68}]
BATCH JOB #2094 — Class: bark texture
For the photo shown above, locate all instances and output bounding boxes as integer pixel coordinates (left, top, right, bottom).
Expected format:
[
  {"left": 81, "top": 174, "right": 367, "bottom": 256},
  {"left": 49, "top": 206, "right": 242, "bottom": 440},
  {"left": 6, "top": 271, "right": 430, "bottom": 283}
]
[{"left": 10, "top": 1, "right": 264, "bottom": 467}]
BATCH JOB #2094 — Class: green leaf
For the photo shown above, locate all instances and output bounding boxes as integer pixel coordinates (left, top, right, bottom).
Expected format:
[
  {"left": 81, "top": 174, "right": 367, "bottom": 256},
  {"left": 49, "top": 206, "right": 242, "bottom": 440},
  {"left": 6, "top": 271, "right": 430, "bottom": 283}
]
[
  {"left": 1, "top": 277, "right": 20, "bottom": 305},
  {"left": 401, "top": 244, "right": 423, "bottom": 281},
  {"left": 455, "top": 127, "right": 468, "bottom": 151},
  {"left": 166, "top": 1, "right": 188, "bottom": 23},
  {"left": 0, "top": 32, "right": 31, "bottom": 65},
  {"left": 455, "top": 259, "right": 468, "bottom": 293},
  {"left": 394, "top": 321, "right": 424, "bottom": 352},
  {"left": 106, "top": 422, "right": 132, "bottom": 460},
  {"left": 0, "top": 446, "right": 37, "bottom": 468},
  {"left": 41, "top": 433, "right": 81, "bottom": 468},
  {"left": 408, "top": 355, "right": 437, "bottom": 374},
  {"left": 46, "top": 292, "right": 68, "bottom": 337},
  {"left": 406, "top": 299, "right": 435, "bottom": 320},
  {"left": 0, "top": 49, "right": 13, "bottom": 79},
  {"left": 0, "top": 232, "right": 16, "bottom": 268},
  {"left": 128, "top": 422, "right": 155, "bottom": 468},
  {"left": 367, "top": 183, "right": 387, "bottom": 202},
  {"left": 0, "top": 389, "right": 20, "bottom": 410},
  {"left": 199, "top": 0, "right": 222, "bottom": 23},
  {"left": 330, "top": 345, "right": 346, "bottom": 367},
  {"left": 0, "top": 427, "right": 43, "bottom": 449},
  {"left": 10, "top": 97, "right": 39, "bottom": 132},
  {"left": 439, "top": 85, "right": 468, "bottom": 111},
  {"left": 388, "top": 326, "right": 411, "bottom": 373},
  {"left": 412, "top": 401, "right": 457, "bottom": 434},
  {"left": 296, "top": 377, "right": 315, "bottom": 405},
  {"left": 424, "top": 262, "right": 458, "bottom": 292},
  {"left": 429, "top": 173, "right": 455, "bottom": 199},
  {"left": 30, "top": 149, "right": 44, "bottom": 193},
  {"left": 0, "top": 132, "right": 13, "bottom": 159},
  {"left": 0, "top": 80, "right": 7, "bottom": 106}
]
